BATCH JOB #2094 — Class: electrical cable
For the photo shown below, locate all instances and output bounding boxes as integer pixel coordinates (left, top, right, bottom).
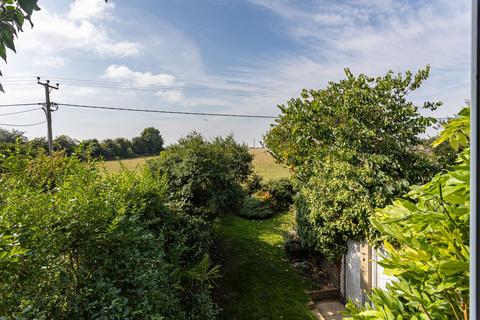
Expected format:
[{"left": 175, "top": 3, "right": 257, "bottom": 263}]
[
  {"left": 0, "top": 120, "right": 46, "bottom": 127},
  {"left": 0, "top": 108, "right": 42, "bottom": 117},
  {"left": 0, "top": 77, "right": 282, "bottom": 97},
  {"left": 0, "top": 103, "right": 43, "bottom": 108},
  {"left": 55, "top": 102, "right": 279, "bottom": 119}
]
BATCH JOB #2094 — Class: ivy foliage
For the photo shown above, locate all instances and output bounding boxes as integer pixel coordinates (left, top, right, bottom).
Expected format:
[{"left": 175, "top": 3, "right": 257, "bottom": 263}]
[
  {"left": 265, "top": 67, "right": 439, "bottom": 259},
  {"left": 345, "top": 107, "right": 470, "bottom": 320},
  {"left": 0, "top": 150, "right": 219, "bottom": 319}
]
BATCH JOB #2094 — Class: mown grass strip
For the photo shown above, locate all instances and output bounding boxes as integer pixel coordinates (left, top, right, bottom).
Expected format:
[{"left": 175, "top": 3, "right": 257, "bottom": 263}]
[{"left": 212, "top": 212, "right": 318, "bottom": 320}]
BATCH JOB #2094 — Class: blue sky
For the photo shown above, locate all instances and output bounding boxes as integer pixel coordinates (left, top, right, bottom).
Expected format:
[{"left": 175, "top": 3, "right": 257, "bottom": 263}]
[{"left": 0, "top": 0, "right": 471, "bottom": 145}]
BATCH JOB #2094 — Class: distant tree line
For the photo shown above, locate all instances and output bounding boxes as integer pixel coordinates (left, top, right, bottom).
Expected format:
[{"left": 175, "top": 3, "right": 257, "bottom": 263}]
[{"left": 0, "top": 127, "right": 164, "bottom": 160}]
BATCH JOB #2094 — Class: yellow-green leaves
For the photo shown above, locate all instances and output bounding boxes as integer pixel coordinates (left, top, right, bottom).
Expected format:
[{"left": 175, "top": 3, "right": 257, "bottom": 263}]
[
  {"left": 432, "top": 107, "right": 470, "bottom": 151},
  {"left": 347, "top": 108, "right": 470, "bottom": 319}
]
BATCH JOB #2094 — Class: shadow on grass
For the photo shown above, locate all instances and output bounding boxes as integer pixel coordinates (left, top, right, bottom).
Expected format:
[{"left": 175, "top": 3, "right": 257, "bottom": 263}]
[{"left": 211, "top": 212, "right": 319, "bottom": 320}]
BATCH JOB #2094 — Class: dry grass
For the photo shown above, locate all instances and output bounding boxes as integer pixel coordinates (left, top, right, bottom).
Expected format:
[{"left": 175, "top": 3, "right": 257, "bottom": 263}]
[
  {"left": 101, "top": 156, "right": 159, "bottom": 173},
  {"left": 103, "top": 148, "right": 290, "bottom": 181},
  {"left": 250, "top": 148, "right": 291, "bottom": 181}
]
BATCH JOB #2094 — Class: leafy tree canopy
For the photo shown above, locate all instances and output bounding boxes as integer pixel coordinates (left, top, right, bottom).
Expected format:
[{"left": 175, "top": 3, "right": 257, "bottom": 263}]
[
  {"left": 346, "top": 107, "right": 470, "bottom": 319},
  {"left": 265, "top": 67, "right": 441, "bottom": 259},
  {"left": 265, "top": 66, "right": 440, "bottom": 182},
  {"left": 0, "top": 127, "right": 25, "bottom": 144}
]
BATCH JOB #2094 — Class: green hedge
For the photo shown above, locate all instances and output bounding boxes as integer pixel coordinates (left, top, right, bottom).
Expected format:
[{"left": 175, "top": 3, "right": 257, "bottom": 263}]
[{"left": 0, "top": 150, "right": 218, "bottom": 319}]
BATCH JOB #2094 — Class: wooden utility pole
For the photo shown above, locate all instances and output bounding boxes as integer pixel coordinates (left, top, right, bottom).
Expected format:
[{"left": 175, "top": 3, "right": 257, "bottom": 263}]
[{"left": 37, "top": 77, "right": 59, "bottom": 156}]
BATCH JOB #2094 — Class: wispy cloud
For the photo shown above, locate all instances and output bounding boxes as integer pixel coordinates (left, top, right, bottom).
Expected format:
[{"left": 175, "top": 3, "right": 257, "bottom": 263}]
[
  {"left": 16, "top": 1, "right": 138, "bottom": 57},
  {"left": 33, "top": 56, "right": 65, "bottom": 68},
  {"left": 68, "top": 0, "right": 114, "bottom": 20},
  {"left": 246, "top": 0, "right": 470, "bottom": 116}
]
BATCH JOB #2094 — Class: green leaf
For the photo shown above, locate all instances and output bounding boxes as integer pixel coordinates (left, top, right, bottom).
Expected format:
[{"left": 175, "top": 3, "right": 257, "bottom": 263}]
[
  {"left": 14, "top": 11, "right": 25, "bottom": 30},
  {"left": 0, "top": 42, "right": 7, "bottom": 62},
  {"left": 438, "top": 261, "right": 469, "bottom": 276},
  {"left": 2, "top": 31, "right": 16, "bottom": 52},
  {"left": 18, "top": 0, "right": 41, "bottom": 15}
]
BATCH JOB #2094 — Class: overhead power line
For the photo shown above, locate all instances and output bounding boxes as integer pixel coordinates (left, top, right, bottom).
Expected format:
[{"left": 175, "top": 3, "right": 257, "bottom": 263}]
[
  {"left": 0, "top": 120, "right": 46, "bottom": 127},
  {"left": 55, "top": 102, "right": 279, "bottom": 119},
  {"left": 54, "top": 102, "right": 452, "bottom": 121},
  {"left": 0, "top": 102, "right": 43, "bottom": 108},
  {"left": 0, "top": 77, "right": 282, "bottom": 97},
  {"left": 0, "top": 108, "right": 42, "bottom": 117}
]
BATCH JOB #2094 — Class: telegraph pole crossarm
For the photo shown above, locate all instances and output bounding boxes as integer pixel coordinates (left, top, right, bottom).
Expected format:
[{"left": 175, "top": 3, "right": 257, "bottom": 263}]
[{"left": 37, "top": 77, "right": 59, "bottom": 156}]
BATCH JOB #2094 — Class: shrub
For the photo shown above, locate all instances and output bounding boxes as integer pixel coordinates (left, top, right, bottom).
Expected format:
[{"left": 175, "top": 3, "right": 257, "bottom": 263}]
[
  {"left": 237, "top": 178, "right": 295, "bottom": 220},
  {"left": 262, "top": 178, "right": 295, "bottom": 212},
  {"left": 0, "top": 150, "right": 218, "bottom": 319},
  {"left": 345, "top": 107, "right": 470, "bottom": 319},
  {"left": 237, "top": 192, "right": 274, "bottom": 220},
  {"left": 244, "top": 174, "right": 263, "bottom": 194},
  {"left": 295, "top": 157, "right": 401, "bottom": 259},
  {"left": 147, "top": 132, "right": 252, "bottom": 218}
]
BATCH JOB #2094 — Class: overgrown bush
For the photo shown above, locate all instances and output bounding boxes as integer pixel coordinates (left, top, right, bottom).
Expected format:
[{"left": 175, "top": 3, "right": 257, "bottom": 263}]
[
  {"left": 244, "top": 174, "right": 263, "bottom": 194},
  {"left": 265, "top": 67, "right": 439, "bottom": 259},
  {"left": 237, "top": 178, "right": 295, "bottom": 220},
  {"left": 238, "top": 191, "right": 274, "bottom": 219},
  {"left": 147, "top": 132, "right": 252, "bottom": 218},
  {"left": 262, "top": 178, "right": 295, "bottom": 212},
  {"left": 345, "top": 107, "right": 470, "bottom": 319},
  {"left": 0, "top": 150, "right": 218, "bottom": 319}
]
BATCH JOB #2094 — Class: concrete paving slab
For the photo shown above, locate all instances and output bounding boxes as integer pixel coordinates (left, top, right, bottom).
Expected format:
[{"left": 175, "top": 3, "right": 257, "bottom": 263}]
[{"left": 314, "top": 300, "right": 345, "bottom": 320}]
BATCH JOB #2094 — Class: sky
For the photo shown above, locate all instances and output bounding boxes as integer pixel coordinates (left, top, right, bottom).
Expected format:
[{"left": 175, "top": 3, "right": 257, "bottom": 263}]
[{"left": 0, "top": 0, "right": 471, "bottom": 145}]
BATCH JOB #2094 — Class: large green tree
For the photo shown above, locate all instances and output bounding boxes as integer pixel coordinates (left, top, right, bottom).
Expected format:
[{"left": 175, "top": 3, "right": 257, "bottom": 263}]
[
  {"left": 346, "top": 107, "right": 470, "bottom": 320},
  {"left": 133, "top": 127, "right": 164, "bottom": 156},
  {"left": 0, "top": 127, "right": 25, "bottom": 144},
  {"left": 114, "top": 137, "right": 134, "bottom": 158},
  {"left": 265, "top": 67, "right": 440, "bottom": 258},
  {"left": 53, "top": 134, "right": 77, "bottom": 155}
]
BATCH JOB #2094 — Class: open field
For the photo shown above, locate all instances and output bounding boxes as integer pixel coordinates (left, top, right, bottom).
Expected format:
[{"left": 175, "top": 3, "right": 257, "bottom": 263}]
[
  {"left": 103, "top": 148, "right": 291, "bottom": 180},
  {"left": 249, "top": 148, "right": 291, "bottom": 181},
  {"left": 101, "top": 156, "right": 158, "bottom": 173}
]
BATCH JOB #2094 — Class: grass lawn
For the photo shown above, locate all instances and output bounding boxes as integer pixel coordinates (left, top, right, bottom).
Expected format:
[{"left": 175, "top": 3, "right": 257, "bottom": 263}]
[
  {"left": 103, "top": 147, "right": 310, "bottom": 318},
  {"left": 212, "top": 212, "right": 318, "bottom": 320}
]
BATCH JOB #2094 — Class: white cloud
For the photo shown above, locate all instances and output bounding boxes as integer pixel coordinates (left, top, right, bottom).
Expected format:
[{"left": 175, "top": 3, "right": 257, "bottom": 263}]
[
  {"left": 68, "top": 0, "right": 113, "bottom": 20},
  {"left": 33, "top": 56, "right": 65, "bottom": 68},
  {"left": 104, "top": 65, "right": 176, "bottom": 86},
  {"left": 103, "top": 65, "right": 184, "bottom": 102},
  {"left": 16, "top": 7, "right": 138, "bottom": 58},
  {"left": 155, "top": 91, "right": 184, "bottom": 102}
]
